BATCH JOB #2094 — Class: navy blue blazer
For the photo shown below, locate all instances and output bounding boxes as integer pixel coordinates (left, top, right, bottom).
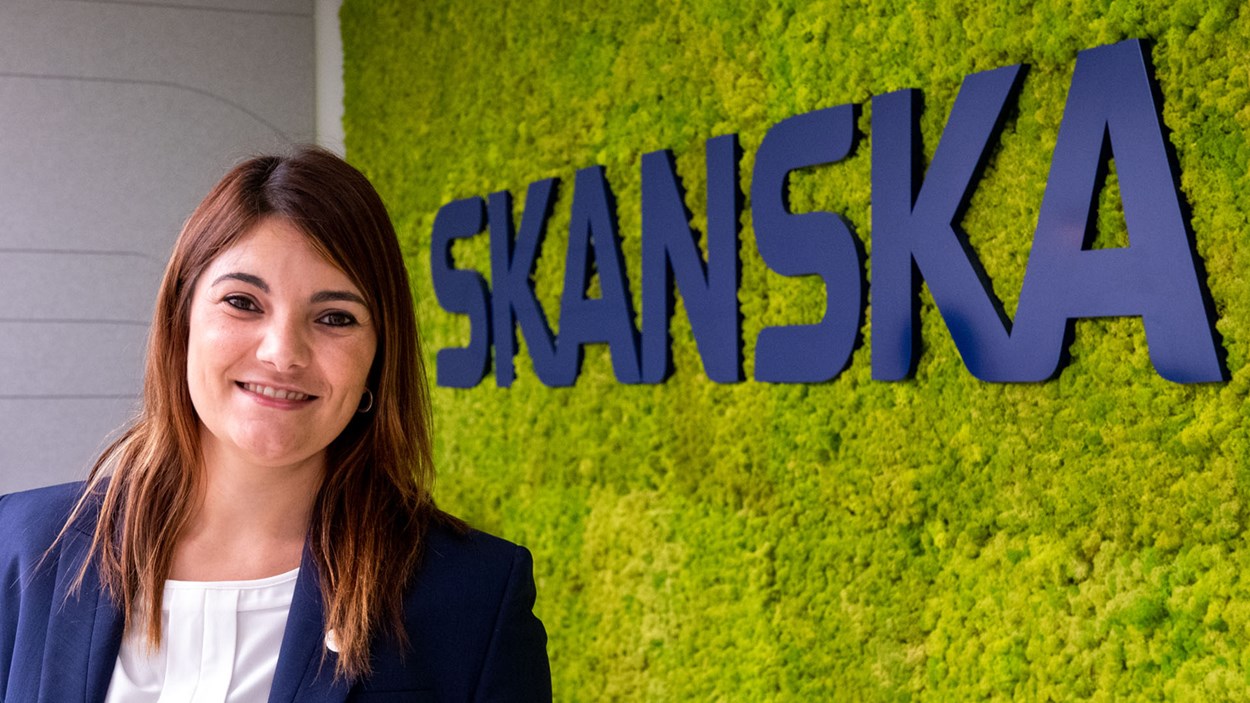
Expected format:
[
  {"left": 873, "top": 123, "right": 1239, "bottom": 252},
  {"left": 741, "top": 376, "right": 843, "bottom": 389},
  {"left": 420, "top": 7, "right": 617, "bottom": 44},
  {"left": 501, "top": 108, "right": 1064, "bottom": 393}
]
[{"left": 0, "top": 482, "right": 552, "bottom": 702}]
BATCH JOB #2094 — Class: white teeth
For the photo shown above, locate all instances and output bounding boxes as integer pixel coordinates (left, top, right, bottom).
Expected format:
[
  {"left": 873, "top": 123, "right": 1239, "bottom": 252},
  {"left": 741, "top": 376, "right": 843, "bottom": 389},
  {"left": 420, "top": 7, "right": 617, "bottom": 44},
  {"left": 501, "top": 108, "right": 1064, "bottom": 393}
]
[{"left": 242, "top": 383, "right": 310, "bottom": 401}]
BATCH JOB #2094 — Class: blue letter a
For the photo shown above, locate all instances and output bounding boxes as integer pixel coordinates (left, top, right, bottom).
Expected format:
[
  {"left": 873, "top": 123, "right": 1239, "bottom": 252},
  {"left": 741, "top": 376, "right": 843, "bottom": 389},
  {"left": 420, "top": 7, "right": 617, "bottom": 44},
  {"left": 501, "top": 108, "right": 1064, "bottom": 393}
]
[
  {"left": 1012, "top": 39, "right": 1225, "bottom": 382},
  {"left": 552, "top": 166, "right": 642, "bottom": 385}
]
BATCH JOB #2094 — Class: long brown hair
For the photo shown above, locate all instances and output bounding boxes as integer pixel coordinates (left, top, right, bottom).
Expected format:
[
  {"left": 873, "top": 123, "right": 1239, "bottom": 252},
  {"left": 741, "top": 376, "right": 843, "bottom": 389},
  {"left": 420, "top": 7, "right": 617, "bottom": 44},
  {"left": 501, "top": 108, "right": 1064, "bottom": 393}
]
[{"left": 60, "top": 146, "right": 447, "bottom": 679}]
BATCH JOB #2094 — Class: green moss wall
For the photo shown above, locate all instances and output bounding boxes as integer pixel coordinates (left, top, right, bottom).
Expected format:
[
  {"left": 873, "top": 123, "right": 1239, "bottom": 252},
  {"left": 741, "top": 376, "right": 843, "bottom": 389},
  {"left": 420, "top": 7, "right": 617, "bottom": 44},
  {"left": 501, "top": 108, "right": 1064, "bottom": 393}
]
[{"left": 342, "top": 1, "right": 1250, "bottom": 698}]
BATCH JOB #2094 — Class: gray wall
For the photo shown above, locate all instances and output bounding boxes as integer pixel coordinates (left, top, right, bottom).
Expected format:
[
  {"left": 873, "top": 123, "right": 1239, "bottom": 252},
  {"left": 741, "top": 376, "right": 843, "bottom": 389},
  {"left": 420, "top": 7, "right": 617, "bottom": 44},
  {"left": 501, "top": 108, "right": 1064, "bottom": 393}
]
[{"left": 0, "top": 0, "right": 317, "bottom": 494}]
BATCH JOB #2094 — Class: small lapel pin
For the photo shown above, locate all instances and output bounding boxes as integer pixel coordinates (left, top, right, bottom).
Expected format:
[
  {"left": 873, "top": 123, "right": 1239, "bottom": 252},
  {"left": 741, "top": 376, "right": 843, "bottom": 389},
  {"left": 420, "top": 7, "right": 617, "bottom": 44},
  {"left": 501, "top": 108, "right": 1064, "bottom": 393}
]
[{"left": 325, "top": 628, "right": 340, "bottom": 653}]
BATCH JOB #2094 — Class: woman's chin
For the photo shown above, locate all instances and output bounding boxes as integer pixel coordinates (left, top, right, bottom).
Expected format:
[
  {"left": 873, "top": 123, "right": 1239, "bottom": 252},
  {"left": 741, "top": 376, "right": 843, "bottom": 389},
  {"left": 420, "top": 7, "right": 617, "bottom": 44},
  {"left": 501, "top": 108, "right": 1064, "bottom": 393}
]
[{"left": 217, "top": 432, "right": 323, "bottom": 472}]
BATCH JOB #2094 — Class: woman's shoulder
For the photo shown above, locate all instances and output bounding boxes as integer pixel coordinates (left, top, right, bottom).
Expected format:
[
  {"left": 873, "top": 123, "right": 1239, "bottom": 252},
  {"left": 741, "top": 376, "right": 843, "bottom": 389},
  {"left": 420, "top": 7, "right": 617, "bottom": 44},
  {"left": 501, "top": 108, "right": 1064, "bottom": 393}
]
[
  {"left": 419, "top": 514, "right": 534, "bottom": 583},
  {"left": 403, "top": 513, "right": 538, "bottom": 615},
  {"left": 380, "top": 515, "right": 550, "bottom": 697},
  {"left": 0, "top": 481, "right": 93, "bottom": 560}
]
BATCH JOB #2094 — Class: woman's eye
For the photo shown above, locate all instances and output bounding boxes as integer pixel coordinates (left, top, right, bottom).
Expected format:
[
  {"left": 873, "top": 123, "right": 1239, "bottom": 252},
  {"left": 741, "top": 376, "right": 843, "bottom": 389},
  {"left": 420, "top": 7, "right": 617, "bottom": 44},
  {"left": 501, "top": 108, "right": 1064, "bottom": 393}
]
[
  {"left": 223, "top": 294, "right": 259, "bottom": 312},
  {"left": 318, "top": 311, "right": 358, "bottom": 327}
]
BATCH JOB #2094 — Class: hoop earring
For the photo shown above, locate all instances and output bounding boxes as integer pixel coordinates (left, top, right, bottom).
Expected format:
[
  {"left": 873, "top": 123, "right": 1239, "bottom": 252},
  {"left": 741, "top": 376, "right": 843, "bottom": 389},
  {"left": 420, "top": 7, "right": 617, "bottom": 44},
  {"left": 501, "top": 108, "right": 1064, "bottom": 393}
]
[{"left": 357, "top": 389, "right": 374, "bottom": 413}]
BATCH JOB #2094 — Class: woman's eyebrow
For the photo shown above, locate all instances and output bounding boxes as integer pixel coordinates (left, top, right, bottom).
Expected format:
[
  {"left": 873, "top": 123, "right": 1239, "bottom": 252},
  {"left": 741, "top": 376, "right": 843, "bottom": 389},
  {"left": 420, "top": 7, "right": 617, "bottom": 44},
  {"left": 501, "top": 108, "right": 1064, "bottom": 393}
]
[
  {"left": 212, "top": 272, "right": 267, "bottom": 291},
  {"left": 311, "top": 290, "right": 367, "bottom": 306},
  {"left": 210, "top": 272, "right": 365, "bottom": 306}
]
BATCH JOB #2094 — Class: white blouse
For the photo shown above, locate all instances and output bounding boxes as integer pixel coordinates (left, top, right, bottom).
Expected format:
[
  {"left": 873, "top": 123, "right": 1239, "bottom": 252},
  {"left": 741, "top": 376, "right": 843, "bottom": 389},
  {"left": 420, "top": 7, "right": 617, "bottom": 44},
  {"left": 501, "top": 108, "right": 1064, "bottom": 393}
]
[{"left": 104, "top": 567, "right": 300, "bottom": 703}]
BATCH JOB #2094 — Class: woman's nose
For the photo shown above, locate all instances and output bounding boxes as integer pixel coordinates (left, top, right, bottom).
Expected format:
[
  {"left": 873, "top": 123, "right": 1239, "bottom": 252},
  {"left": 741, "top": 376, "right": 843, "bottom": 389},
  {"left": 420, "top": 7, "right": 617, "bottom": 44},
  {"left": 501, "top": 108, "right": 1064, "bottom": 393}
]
[{"left": 256, "top": 315, "right": 310, "bottom": 371}]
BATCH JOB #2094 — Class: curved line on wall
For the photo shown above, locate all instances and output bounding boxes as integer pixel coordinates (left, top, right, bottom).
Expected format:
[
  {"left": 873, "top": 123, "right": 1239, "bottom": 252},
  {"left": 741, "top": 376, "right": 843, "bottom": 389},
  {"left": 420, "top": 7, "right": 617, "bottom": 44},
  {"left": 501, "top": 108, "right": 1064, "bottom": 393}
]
[
  {"left": 0, "top": 71, "right": 291, "bottom": 140},
  {"left": 0, "top": 394, "right": 140, "bottom": 400},
  {"left": 57, "top": 0, "right": 312, "bottom": 19},
  {"left": 0, "top": 318, "right": 149, "bottom": 326},
  {"left": 0, "top": 247, "right": 160, "bottom": 263},
  {"left": 0, "top": 251, "right": 159, "bottom": 328}
]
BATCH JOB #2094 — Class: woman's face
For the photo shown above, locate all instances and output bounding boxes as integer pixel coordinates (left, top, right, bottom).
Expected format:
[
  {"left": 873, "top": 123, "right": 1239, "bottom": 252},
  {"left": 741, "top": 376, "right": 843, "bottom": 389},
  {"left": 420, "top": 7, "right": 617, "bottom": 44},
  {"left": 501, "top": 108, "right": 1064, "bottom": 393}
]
[{"left": 186, "top": 216, "right": 377, "bottom": 473}]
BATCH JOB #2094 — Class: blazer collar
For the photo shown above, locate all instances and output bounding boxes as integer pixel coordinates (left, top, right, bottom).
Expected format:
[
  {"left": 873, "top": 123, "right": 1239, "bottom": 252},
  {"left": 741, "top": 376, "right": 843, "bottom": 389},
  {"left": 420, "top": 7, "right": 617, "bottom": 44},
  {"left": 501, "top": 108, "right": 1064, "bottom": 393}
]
[
  {"left": 266, "top": 543, "right": 352, "bottom": 703},
  {"left": 41, "top": 526, "right": 351, "bottom": 703},
  {"left": 38, "top": 524, "right": 124, "bottom": 703}
]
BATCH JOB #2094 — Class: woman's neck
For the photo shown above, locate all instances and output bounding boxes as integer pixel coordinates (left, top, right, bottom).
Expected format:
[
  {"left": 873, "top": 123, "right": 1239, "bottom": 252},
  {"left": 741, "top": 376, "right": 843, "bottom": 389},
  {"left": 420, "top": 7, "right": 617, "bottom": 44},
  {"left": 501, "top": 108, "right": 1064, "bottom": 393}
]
[{"left": 168, "top": 441, "right": 324, "bottom": 581}]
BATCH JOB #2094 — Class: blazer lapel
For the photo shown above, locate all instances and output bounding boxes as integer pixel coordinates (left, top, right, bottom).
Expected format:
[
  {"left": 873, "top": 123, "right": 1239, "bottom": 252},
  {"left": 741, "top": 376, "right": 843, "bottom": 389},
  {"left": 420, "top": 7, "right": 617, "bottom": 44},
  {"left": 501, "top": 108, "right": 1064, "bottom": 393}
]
[
  {"left": 267, "top": 545, "right": 352, "bottom": 703},
  {"left": 38, "top": 527, "right": 124, "bottom": 703}
]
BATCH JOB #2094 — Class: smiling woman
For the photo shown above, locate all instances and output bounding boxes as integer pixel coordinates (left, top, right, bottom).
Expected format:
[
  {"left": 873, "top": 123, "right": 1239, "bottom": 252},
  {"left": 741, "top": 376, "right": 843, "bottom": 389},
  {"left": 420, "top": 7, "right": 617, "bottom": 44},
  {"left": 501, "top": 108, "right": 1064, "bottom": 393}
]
[
  {"left": 187, "top": 217, "right": 378, "bottom": 480},
  {"left": 0, "top": 148, "right": 552, "bottom": 702}
]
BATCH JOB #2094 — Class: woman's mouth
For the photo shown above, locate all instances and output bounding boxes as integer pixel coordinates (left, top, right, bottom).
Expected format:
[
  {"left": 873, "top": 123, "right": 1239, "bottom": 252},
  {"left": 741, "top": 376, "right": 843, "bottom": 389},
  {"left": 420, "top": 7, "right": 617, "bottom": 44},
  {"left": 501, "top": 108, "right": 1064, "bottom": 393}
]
[{"left": 238, "top": 382, "right": 316, "bottom": 402}]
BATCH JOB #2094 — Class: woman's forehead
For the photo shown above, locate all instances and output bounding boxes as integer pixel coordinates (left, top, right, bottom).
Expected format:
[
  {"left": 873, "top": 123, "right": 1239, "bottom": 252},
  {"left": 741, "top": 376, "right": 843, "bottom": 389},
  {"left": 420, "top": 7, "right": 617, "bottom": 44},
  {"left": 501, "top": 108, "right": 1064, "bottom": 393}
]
[{"left": 202, "top": 218, "right": 363, "bottom": 298}]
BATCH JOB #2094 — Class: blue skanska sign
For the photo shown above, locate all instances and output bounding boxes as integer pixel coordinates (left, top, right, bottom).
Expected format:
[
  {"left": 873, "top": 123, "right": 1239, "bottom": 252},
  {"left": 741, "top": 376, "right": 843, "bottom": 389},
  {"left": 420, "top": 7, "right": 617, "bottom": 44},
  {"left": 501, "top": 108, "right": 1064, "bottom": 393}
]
[{"left": 430, "top": 39, "right": 1225, "bottom": 388}]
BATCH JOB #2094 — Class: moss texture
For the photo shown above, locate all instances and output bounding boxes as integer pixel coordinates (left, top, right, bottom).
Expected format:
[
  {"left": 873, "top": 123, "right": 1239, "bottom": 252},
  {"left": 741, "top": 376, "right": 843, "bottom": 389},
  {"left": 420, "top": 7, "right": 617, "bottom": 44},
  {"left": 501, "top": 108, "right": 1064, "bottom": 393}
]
[{"left": 342, "top": 0, "right": 1250, "bottom": 698}]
